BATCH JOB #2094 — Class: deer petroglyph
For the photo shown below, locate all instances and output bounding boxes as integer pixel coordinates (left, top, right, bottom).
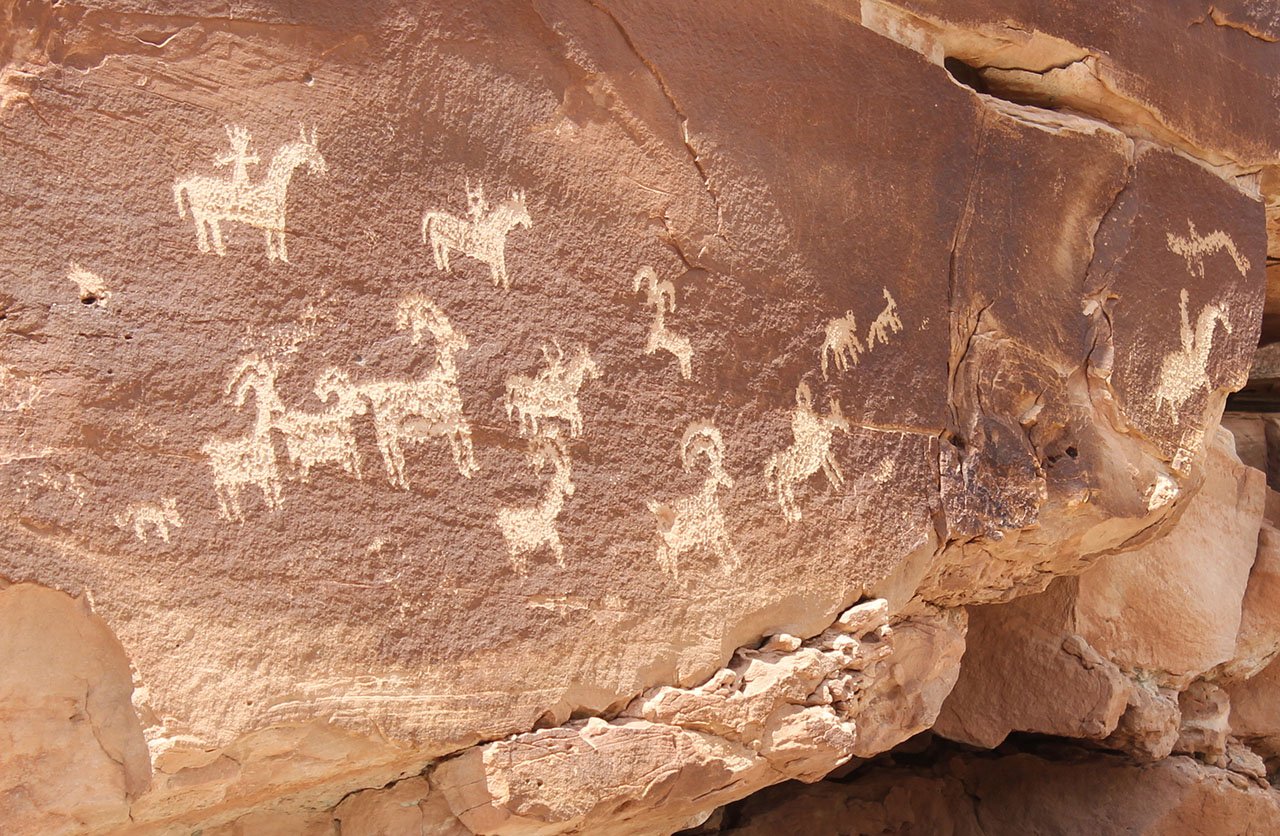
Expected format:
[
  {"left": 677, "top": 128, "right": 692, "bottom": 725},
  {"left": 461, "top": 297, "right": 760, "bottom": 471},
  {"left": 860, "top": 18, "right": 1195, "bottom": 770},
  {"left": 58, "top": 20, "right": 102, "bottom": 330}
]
[
  {"left": 647, "top": 422, "right": 738, "bottom": 579},
  {"left": 422, "top": 183, "right": 532, "bottom": 289},
  {"left": 174, "top": 125, "right": 327, "bottom": 262},
  {"left": 765, "top": 383, "right": 850, "bottom": 523},
  {"left": 497, "top": 429, "right": 575, "bottom": 574},
  {"left": 634, "top": 266, "right": 693, "bottom": 380},
  {"left": 505, "top": 342, "right": 600, "bottom": 438}
]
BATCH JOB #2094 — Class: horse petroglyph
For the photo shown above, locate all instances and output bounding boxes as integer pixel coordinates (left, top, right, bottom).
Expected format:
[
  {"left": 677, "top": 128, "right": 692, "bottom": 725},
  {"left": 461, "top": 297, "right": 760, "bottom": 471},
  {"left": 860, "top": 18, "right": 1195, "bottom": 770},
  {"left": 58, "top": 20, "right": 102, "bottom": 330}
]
[
  {"left": 422, "top": 183, "right": 531, "bottom": 289},
  {"left": 505, "top": 341, "right": 600, "bottom": 438},
  {"left": 203, "top": 358, "right": 283, "bottom": 521},
  {"left": 648, "top": 422, "right": 738, "bottom": 579},
  {"left": 634, "top": 266, "right": 693, "bottom": 380},
  {"left": 821, "top": 288, "right": 902, "bottom": 377},
  {"left": 174, "top": 125, "right": 327, "bottom": 261},
  {"left": 497, "top": 429, "right": 575, "bottom": 574},
  {"left": 1154, "top": 289, "right": 1232, "bottom": 423},
  {"left": 1166, "top": 221, "right": 1251, "bottom": 279},
  {"left": 765, "top": 383, "right": 850, "bottom": 523},
  {"left": 354, "top": 297, "right": 478, "bottom": 486},
  {"left": 115, "top": 498, "right": 183, "bottom": 543}
]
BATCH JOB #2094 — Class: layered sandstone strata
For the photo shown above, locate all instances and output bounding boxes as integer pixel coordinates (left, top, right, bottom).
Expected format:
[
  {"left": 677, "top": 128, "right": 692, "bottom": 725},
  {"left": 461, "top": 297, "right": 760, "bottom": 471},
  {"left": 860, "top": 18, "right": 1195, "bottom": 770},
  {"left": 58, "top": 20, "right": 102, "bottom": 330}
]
[{"left": 1, "top": 0, "right": 1277, "bottom": 833}]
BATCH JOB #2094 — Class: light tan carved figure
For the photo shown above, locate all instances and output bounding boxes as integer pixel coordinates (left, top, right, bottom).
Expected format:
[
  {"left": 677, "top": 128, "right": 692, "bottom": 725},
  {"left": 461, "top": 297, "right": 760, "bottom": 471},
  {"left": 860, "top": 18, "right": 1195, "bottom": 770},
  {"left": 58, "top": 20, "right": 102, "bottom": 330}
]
[
  {"left": 356, "top": 297, "right": 478, "bottom": 486},
  {"left": 1166, "top": 221, "right": 1252, "bottom": 279},
  {"left": 820, "top": 311, "right": 863, "bottom": 378},
  {"left": 67, "top": 262, "right": 110, "bottom": 305},
  {"left": 202, "top": 358, "right": 283, "bottom": 521},
  {"left": 1154, "top": 289, "right": 1232, "bottom": 422},
  {"left": 275, "top": 367, "right": 367, "bottom": 480},
  {"left": 496, "top": 428, "right": 575, "bottom": 574},
  {"left": 422, "top": 183, "right": 532, "bottom": 289},
  {"left": 504, "top": 341, "right": 600, "bottom": 438},
  {"left": 647, "top": 422, "right": 738, "bottom": 579},
  {"left": 866, "top": 288, "right": 903, "bottom": 348},
  {"left": 174, "top": 125, "right": 327, "bottom": 262},
  {"left": 765, "top": 383, "right": 850, "bottom": 523},
  {"left": 634, "top": 266, "right": 693, "bottom": 380},
  {"left": 114, "top": 498, "right": 183, "bottom": 543}
]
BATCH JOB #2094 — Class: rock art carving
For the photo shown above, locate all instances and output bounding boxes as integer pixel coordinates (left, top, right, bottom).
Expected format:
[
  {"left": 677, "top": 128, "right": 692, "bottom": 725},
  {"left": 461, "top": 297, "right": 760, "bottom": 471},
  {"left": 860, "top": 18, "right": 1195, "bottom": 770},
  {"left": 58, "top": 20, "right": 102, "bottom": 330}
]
[
  {"left": 647, "top": 422, "right": 738, "bottom": 578},
  {"left": 820, "top": 312, "right": 863, "bottom": 378},
  {"left": 275, "top": 367, "right": 367, "bottom": 481},
  {"left": 1154, "top": 289, "right": 1232, "bottom": 422},
  {"left": 765, "top": 383, "right": 850, "bottom": 523},
  {"left": 496, "top": 428, "right": 575, "bottom": 574},
  {"left": 202, "top": 358, "right": 283, "bottom": 521},
  {"left": 173, "top": 125, "right": 327, "bottom": 261},
  {"left": 866, "top": 288, "right": 903, "bottom": 348},
  {"left": 1166, "top": 221, "right": 1251, "bottom": 279},
  {"left": 504, "top": 341, "right": 600, "bottom": 438},
  {"left": 67, "top": 262, "right": 109, "bottom": 304},
  {"left": 820, "top": 288, "right": 903, "bottom": 377},
  {"left": 114, "top": 498, "right": 183, "bottom": 543},
  {"left": 422, "top": 183, "right": 531, "bottom": 289},
  {"left": 634, "top": 266, "right": 693, "bottom": 379},
  {"left": 355, "top": 297, "right": 478, "bottom": 486}
]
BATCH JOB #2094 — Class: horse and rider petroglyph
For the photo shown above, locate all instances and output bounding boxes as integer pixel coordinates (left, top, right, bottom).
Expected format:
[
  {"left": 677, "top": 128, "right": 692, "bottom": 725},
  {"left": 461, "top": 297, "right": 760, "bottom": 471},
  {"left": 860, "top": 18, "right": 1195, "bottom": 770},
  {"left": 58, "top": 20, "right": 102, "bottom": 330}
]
[
  {"left": 1154, "top": 289, "right": 1233, "bottom": 423},
  {"left": 174, "top": 125, "right": 327, "bottom": 262},
  {"left": 647, "top": 422, "right": 738, "bottom": 579},
  {"left": 422, "top": 183, "right": 532, "bottom": 289},
  {"left": 765, "top": 383, "right": 850, "bottom": 523},
  {"left": 505, "top": 341, "right": 600, "bottom": 438},
  {"left": 866, "top": 288, "right": 903, "bottom": 348},
  {"left": 634, "top": 266, "right": 693, "bottom": 380},
  {"left": 497, "top": 428, "right": 575, "bottom": 575}
]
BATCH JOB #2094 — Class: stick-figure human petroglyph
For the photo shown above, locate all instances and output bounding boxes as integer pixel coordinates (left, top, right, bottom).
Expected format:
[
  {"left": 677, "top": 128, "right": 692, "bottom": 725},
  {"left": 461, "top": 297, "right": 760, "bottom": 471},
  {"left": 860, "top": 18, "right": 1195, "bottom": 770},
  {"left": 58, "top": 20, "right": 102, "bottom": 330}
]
[
  {"left": 821, "top": 312, "right": 863, "bottom": 379},
  {"left": 634, "top": 266, "right": 693, "bottom": 380},
  {"left": 504, "top": 341, "right": 600, "bottom": 438},
  {"left": 355, "top": 297, "right": 478, "bottom": 486},
  {"left": 1166, "top": 221, "right": 1251, "bottom": 279},
  {"left": 497, "top": 428, "right": 575, "bottom": 575},
  {"left": 765, "top": 383, "right": 850, "bottom": 523},
  {"left": 174, "top": 125, "right": 327, "bottom": 261},
  {"left": 202, "top": 357, "right": 283, "bottom": 521},
  {"left": 647, "top": 422, "right": 738, "bottom": 579},
  {"left": 114, "top": 498, "right": 183, "bottom": 543},
  {"left": 422, "top": 183, "right": 532, "bottom": 289},
  {"left": 1154, "top": 289, "right": 1232, "bottom": 423},
  {"left": 68, "top": 262, "right": 110, "bottom": 305},
  {"left": 866, "top": 288, "right": 903, "bottom": 349}
]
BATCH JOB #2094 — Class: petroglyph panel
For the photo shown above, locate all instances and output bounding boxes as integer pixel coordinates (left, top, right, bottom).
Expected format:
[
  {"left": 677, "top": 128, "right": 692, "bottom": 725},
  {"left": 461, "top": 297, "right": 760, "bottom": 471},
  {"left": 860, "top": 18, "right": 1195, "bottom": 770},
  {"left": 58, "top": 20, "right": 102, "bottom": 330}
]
[
  {"left": 173, "top": 125, "right": 327, "bottom": 261},
  {"left": 504, "top": 342, "right": 599, "bottom": 438},
  {"left": 821, "top": 287, "right": 904, "bottom": 378}
]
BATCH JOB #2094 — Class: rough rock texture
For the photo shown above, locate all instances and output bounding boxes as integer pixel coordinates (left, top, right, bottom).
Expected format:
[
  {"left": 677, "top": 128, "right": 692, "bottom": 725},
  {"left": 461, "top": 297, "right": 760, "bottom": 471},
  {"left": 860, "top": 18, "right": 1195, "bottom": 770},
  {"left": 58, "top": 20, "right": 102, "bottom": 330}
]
[
  {"left": 711, "top": 746, "right": 1280, "bottom": 835},
  {"left": 1, "top": 0, "right": 1277, "bottom": 832}
]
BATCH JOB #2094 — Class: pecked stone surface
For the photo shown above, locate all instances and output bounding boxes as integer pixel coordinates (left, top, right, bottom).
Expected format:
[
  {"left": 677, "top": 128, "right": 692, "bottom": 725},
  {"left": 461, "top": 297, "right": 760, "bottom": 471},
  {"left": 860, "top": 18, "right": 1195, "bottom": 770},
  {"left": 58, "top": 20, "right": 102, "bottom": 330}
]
[{"left": 0, "top": 0, "right": 1272, "bottom": 830}]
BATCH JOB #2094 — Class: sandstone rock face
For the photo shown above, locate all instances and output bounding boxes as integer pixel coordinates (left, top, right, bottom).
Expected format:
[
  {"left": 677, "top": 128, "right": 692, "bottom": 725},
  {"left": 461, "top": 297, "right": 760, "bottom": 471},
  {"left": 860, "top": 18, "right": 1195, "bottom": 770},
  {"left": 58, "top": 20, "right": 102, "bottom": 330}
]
[
  {"left": 714, "top": 748, "right": 1280, "bottom": 836},
  {"left": 0, "top": 0, "right": 1276, "bottom": 832}
]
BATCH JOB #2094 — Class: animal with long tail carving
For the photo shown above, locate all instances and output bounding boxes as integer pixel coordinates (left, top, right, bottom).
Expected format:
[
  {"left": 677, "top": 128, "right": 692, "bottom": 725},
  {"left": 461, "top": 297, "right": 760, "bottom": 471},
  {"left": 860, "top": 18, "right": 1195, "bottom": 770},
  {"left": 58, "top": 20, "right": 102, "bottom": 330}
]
[{"left": 1154, "top": 289, "right": 1233, "bottom": 423}]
